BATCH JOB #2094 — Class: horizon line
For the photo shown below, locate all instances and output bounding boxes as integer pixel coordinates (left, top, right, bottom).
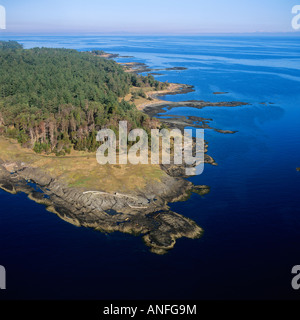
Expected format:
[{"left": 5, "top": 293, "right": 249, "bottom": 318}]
[{"left": 0, "top": 31, "right": 300, "bottom": 36}]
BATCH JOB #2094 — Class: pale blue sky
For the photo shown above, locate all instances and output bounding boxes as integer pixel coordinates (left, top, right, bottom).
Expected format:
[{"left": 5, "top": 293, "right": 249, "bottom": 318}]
[{"left": 0, "top": 0, "right": 298, "bottom": 33}]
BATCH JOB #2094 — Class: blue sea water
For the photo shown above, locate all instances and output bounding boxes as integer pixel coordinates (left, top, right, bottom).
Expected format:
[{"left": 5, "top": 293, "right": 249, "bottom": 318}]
[{"left": 0, "top": 34, "right": 300, "bottom": 300}]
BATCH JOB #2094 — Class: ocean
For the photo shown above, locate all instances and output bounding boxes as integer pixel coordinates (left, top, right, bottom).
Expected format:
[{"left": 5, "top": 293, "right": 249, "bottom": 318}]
[{"left": 0, "top": 34, "right": 300, "bottom": 299}]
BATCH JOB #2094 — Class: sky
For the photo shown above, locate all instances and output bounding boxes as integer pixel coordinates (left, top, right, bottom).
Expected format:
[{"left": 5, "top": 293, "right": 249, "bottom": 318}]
[{"left": 0, "top": 0, "right": 299, "bottom": 34}]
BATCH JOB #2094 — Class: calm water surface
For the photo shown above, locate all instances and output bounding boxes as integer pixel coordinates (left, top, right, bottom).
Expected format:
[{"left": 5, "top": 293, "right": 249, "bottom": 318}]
[{"left": 0, "top": 35, "right": 300, "bottom": 299}]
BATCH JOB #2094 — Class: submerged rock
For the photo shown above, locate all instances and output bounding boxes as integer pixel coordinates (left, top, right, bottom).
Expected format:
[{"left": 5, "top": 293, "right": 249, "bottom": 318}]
[{"left": 192, "top": 185, "right": 211, "bottom": 196}]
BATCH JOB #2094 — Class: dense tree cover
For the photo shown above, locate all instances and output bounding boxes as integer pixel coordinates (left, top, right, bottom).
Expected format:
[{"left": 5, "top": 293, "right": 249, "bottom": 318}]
[
  {"left": 0, "top": 41, "right": 23, "bottom": 50},
  {"left": 91, "top": 50, "right": 105, "bottom": 55},
  {"left": 0, "top": 41, "right": 165, "bottom": 155}
]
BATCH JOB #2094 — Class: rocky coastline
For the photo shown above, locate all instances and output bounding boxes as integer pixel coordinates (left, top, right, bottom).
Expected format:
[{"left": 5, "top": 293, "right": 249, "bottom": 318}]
[
  {"left": 0, "top": 158, "right": 209, "bottom": 255},
  {"left": 0, "top": 54, "right": 250, "bottom": 255}
]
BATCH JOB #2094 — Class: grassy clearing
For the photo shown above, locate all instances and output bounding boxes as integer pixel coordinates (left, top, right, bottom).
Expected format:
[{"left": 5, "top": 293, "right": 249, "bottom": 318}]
[{"left": 0, "top": 137, "right": 166, "bottom": 193}]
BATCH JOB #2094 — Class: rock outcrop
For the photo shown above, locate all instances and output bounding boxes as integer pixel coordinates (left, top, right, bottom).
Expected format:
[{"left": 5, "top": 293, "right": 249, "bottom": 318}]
[{"left": 0, "top": 160, "right": 206, "bottom": 255}]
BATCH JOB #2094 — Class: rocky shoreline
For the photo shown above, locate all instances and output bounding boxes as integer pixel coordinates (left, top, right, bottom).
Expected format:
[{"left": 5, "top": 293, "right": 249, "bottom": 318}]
[
  {"left": 0, "top": 158, "right": 210, "bottom": 255},
  {"left": 143, "top": 97, "right": 249, "bottom": 117},
  {"left": 0, "top": 82, "right": 246, "bottom": 254},
  {"left": 137, "top": 81, "right": 249, "bottom": 136},
  {"left": 119, "top": 62, "right": 152, "bottom": 74},
  {"left": 0, "top": 53, "right": 250, "bottom": 255},
  {"left": 0, "top": 75, "right": 216, "bottom": 255},
  {"left": 118, "top": 60, "right": 189, "bottom": 75}
]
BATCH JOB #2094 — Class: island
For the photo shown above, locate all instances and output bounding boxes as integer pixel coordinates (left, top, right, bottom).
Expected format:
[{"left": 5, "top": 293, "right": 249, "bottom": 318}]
[{"left": 0, "top": 41, "right": 249, "bottom": 254}]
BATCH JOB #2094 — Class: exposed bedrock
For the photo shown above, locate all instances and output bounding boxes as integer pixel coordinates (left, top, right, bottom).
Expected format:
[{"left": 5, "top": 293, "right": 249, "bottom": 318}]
[{"left": 0, "top": 161, "right": 206, "bottom": 254}]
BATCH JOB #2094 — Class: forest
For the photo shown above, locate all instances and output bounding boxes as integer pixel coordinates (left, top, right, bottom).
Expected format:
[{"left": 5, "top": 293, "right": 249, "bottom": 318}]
[{"left": 0, "top": 41, "right": 168, "bottom": 155}]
